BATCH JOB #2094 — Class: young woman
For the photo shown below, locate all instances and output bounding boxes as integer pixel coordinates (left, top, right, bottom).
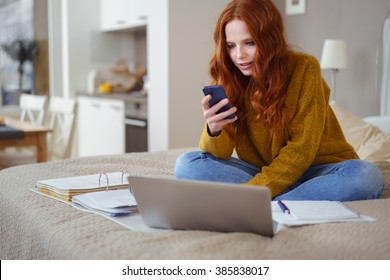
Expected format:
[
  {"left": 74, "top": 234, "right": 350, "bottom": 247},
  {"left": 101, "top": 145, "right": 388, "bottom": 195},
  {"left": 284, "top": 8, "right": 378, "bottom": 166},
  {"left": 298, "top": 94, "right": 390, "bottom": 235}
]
[{"left": 174, "top": 0, "right": 384, "bottom": 201}]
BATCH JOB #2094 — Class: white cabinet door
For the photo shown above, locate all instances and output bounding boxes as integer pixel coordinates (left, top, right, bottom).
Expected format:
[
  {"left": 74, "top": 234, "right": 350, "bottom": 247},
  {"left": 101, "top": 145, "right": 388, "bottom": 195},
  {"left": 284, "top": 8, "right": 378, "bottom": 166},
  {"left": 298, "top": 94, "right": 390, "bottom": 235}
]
[
  {"left": 78, "top": 96, "right": 125, "bottom": 157},
  {"left": 100, "top": 0, "right": 148, "bottom": 32},
  {"left": 100, "top": 0, "right": 125, "bottom": 31},
  {"left": 125, "top": 0, "right": 148, "bottom": 27}
]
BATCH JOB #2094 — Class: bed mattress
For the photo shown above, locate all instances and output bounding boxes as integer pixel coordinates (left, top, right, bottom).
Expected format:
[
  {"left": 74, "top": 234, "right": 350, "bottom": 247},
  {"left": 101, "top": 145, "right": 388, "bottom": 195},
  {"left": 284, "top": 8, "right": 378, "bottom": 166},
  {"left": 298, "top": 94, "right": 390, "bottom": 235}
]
[{"left": 1, "top": 149, "right": 389, "bottom": 259}]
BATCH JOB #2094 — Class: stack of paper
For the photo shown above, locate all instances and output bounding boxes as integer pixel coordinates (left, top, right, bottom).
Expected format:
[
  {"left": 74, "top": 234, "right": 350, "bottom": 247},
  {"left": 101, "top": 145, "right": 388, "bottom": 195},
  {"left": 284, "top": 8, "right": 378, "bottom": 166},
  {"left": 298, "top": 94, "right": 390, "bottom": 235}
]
[
  {"left": 36, "top": 172, "right": 129, "bottom": 202},
  {"left": 272, "top": 200, "right": 375, "bottom": 226},
  {"left": 72, "top": 189, "right": 137, "bottom": 216}
]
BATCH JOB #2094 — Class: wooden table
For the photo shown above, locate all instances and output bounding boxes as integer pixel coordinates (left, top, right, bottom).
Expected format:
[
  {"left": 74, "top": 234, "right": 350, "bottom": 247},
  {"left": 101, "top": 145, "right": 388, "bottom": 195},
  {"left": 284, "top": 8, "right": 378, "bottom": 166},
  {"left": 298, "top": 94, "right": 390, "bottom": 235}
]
[{"left": 0, "top": 118, "right": 52, "bottom": 162}]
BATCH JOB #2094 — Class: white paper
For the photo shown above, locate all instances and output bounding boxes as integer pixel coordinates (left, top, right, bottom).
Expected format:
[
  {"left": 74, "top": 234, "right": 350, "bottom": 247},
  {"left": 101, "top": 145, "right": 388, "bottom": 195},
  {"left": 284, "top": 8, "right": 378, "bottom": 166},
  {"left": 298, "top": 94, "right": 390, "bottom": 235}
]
[
  {"left": 272, "top": 201, "right": 375, "bottom": 227},
  {"left": 75, "top": 189, "right": 137, "bottom": 208},
  {"left": 72, "top": 189, "right": 137, "bottom": 215},
  {"left": 282, "top": 200, "right": 360, "bottom": 220}
]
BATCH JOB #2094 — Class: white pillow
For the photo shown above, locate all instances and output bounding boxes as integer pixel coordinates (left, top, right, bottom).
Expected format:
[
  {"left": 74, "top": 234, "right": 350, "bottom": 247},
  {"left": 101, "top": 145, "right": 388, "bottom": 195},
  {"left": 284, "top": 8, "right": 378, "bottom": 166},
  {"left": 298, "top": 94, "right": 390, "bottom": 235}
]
[
  {"left": 363, "top": 116, "right": 390, "bottom": 132},
  {"left": 330, "top": 101, "right": 390, "bottom": 162}
]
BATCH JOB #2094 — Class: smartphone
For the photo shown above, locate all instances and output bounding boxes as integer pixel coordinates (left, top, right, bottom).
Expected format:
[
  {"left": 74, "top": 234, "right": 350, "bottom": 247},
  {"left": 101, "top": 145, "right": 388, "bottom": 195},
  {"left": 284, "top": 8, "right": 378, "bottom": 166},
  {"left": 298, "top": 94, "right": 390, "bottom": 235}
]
[{"left": 202, "top": 85, "right": 236, "bottom": 119}]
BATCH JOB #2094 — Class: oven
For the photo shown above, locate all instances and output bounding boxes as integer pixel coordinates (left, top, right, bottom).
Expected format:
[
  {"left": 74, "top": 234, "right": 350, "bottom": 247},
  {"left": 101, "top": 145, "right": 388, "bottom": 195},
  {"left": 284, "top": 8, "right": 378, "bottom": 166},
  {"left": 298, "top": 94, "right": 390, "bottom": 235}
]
[{"left": 124, "top": 97, "right": 148, "bottom": 152}]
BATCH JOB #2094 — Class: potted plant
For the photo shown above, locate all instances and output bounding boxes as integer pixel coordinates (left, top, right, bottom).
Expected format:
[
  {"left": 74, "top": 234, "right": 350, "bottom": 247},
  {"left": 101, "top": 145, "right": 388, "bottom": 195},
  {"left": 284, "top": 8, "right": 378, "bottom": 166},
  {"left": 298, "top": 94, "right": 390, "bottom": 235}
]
[{"left": 1, "top": 39, "right": 39, "bottom": 92}]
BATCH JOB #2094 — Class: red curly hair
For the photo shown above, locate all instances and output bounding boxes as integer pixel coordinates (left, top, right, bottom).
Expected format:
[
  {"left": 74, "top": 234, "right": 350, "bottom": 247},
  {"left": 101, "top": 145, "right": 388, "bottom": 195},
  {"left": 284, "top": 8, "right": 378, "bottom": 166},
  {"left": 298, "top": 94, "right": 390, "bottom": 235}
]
[{"left": 209, "top": 0, "right": 289, "bottom": 135}]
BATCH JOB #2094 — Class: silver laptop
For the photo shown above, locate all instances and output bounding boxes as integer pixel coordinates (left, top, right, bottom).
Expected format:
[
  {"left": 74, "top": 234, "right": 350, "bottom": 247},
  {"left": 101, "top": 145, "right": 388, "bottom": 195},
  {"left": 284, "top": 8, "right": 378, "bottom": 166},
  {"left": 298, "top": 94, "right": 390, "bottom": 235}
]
[{"left": 128, "top": 175, "right": 274, "bottom": 237}]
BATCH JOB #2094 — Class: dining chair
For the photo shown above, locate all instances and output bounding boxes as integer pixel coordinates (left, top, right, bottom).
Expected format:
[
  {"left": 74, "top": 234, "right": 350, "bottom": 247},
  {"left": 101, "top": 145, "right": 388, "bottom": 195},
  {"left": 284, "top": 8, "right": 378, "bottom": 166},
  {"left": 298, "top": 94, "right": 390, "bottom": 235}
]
[
  {"left": 19, "top": 93, "right": 48, "bottom": 125},
  {"left": 46, "top": 96, "right": 77, "bottom": 160}
]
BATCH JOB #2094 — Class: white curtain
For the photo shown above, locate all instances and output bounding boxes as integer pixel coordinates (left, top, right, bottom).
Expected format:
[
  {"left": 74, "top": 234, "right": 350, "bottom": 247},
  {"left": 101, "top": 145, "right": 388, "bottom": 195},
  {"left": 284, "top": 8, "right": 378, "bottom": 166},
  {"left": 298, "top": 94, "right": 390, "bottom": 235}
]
[{"left": 380, "top": 18, "right": 390, "bottom": 116}]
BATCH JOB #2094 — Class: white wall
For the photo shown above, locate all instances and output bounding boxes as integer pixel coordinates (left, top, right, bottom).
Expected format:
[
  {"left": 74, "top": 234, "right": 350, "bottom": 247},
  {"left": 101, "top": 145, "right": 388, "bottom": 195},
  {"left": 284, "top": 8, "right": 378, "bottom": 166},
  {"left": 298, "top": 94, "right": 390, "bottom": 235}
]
[
  {"left": 168, "top": 0, "right": 230, "bottom": 149},
  {"left": 147, "top": 0, "right": 230, "bottom": 151},
  {"left": 48, "top": 0, "right": 99, "bottom": 99},
  {"left": 48, "top": 0, "right": 63, "bottom": 98},
  {"left": 66, "top": 0, "right": 99, "bottom": 97},
  {"left": 147, "top": 0, "right": 169, "bottom": 151},
  {"left": 274, "top": 0, "right": 390, "bottom": 117}
]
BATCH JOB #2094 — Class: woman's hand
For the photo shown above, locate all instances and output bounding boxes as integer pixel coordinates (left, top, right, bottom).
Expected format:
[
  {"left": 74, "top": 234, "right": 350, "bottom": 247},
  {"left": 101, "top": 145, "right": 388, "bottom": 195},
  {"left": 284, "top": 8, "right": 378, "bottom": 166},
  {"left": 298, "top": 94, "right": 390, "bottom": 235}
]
[{"left": 201, "top": 95, "right": 237, "bottom": 136}]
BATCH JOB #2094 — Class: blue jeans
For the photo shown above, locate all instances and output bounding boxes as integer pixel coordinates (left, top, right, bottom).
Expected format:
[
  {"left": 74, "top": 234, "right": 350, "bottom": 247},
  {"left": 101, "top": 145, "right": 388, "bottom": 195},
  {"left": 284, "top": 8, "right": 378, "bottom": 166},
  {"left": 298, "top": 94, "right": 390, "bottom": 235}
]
[{"left": 174, "top": 151, "right": 384, "bottom": 201}]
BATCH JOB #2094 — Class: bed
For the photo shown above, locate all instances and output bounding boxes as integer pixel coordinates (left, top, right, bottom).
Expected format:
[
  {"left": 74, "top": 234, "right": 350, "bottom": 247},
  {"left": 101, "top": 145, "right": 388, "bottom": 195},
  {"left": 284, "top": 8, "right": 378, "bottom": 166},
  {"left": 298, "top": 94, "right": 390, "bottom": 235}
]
[{"left": 1, "top": 104, "right": 390, "bottom": 260}]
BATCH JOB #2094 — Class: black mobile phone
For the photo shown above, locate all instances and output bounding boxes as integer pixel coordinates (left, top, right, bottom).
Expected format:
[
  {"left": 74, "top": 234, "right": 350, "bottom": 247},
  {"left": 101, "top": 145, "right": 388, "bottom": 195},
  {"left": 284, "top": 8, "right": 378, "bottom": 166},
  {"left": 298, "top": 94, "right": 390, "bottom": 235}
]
[{"left": 202, "top": 85, "right": 236, "bottom": 119}]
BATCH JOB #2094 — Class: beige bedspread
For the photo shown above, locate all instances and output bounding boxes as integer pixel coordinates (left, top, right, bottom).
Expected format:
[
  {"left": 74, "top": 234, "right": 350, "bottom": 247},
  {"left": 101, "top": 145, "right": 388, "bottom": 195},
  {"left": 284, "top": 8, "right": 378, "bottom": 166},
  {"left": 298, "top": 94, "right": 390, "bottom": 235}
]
[{"left": 1, "top": 149, "right": 390, "bottom": 259}]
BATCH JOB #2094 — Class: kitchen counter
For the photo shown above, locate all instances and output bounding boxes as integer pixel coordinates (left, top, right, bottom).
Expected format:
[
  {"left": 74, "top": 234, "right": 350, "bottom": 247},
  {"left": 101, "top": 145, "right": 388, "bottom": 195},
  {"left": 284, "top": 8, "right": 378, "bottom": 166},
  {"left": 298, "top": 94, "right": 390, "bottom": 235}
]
[{"left": 77, "top": 91, "right": 147, "bottom": 104}]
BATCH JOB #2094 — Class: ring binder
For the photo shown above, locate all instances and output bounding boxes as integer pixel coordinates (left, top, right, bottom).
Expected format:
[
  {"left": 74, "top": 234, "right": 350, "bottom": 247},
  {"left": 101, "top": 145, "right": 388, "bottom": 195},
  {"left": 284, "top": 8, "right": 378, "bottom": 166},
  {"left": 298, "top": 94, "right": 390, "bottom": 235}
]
[
  {"left": 33, "top": 172, "right": 138, "bottom": 217},
  {"left": 121, "top": 170, "right": 135, "bottom": 195},
  {"left": 35, "top": 172, "right": 132, "bottom": 202},
  {"left": 121, "top": 171, "right": 130, "bottom": 184},
  {"left": 99, "top": 173, "right": 109, "bottom": 191},
  {"left": 99, "top": 171, "right": 132, "bottom": 192}
]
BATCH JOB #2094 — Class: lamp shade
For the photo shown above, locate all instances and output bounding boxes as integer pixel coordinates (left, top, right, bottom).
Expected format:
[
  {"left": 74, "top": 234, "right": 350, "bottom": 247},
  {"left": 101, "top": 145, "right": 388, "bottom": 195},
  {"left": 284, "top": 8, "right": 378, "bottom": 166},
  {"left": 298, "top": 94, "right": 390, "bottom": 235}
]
[{"left": 320, "top": 39, "right": 348, "bottom": 69}]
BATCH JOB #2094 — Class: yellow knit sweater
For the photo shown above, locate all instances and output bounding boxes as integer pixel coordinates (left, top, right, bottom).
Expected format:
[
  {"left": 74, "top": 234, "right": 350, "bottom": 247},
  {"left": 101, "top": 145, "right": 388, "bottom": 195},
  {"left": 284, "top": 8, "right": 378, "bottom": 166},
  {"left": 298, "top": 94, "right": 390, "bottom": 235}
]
[{"left": 199, "top": 51, "right": 358, "bottom": 197}]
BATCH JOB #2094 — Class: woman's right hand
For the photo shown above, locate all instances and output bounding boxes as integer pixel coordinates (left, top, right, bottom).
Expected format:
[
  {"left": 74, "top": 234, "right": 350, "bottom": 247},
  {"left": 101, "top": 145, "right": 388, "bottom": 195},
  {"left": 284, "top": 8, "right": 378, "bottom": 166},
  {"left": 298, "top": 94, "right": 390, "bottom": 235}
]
[{"left": 201, "top": 95, "right": 237, "bottom": 136}]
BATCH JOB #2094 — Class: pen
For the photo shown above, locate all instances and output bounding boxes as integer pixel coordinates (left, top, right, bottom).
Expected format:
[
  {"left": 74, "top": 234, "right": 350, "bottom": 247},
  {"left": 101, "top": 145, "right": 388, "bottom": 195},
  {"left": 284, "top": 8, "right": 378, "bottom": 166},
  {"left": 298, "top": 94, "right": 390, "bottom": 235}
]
[
  {"left": 110, "top": 211, "right": 131, "bottom": 217},
  {"left": 278, "top": 200, "right": 290, "bottom": 214}
]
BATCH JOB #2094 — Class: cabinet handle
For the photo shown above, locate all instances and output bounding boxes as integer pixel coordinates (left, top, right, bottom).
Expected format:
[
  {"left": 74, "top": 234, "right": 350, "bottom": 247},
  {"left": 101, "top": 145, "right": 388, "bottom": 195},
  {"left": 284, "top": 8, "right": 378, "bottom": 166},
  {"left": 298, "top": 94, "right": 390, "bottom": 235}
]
[
  {"left": 91, "top": 102, "right": 101, "bottom": 109},
  {"left": 138, "top": 15, "right": 147, "bottom": 20},
  {"left": 115, "top": 20, "right": 126, "bottom": 25},
  {"left": 110, "top": 105, "right": 122, "bottom": 111},
  {"left": 124, "top": 118, "right": 147, "bottom": 127}
]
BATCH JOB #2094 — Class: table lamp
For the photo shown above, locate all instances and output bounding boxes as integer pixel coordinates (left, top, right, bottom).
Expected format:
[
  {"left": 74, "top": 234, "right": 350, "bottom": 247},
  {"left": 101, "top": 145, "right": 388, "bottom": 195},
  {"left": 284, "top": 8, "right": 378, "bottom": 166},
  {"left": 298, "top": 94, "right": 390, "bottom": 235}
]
[{"left": 320, "top": 39, "right": 348, "bottom": 101}]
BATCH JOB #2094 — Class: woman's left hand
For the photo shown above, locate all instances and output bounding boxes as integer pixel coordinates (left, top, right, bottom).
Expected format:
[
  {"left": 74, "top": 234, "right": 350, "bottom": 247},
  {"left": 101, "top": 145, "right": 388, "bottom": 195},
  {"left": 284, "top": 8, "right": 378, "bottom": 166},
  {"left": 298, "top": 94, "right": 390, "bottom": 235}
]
[{"left": 201, "top": 95, "right": 237, "bottom": 136}]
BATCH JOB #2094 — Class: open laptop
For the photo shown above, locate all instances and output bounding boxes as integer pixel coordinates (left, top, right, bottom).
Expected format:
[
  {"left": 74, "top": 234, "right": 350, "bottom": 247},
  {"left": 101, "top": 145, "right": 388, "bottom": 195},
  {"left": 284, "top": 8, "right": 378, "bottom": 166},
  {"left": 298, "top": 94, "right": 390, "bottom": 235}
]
[{"left": 128, "top": 175, "right": 275, "bottom": 237}]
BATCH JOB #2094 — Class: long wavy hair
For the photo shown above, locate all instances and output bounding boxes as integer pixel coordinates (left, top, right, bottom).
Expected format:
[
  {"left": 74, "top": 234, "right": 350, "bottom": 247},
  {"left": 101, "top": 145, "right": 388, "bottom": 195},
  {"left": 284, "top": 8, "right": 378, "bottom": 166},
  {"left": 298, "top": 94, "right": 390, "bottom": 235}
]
[{"left": 209, "top": 0, "right": 289, "bottom": 136}]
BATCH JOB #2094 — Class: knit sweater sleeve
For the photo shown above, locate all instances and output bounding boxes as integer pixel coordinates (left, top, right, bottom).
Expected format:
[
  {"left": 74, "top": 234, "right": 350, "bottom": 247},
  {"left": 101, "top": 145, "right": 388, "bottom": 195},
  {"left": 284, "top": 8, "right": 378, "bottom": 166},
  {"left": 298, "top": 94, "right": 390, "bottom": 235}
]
[
  {"left": 199, "top": 122, "right": 236, "bottom": 160},
  {"left": 246, "top": 56, "right": 327, "bottom": 197}
]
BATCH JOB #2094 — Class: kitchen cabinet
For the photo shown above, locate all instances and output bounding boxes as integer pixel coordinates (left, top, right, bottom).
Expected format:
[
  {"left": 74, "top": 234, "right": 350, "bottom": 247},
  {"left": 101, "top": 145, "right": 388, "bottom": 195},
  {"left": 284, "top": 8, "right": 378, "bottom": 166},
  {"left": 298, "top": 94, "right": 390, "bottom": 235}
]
[
  {"left": 100, "top": 0, "right": 148, "bottom": 32},
  {"left": 77, "top": 96, "right": 125, "bottom": 157}
]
